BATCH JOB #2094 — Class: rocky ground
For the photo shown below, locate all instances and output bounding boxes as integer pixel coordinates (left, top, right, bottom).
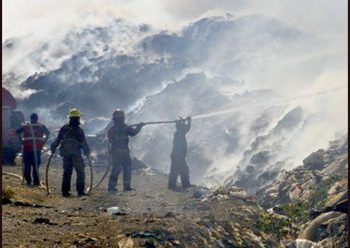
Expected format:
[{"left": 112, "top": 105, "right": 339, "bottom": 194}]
[
  {"left": 257, "top": 137, "right": 348, "bottom": 247},
  {"left": 2, "top": 137, "right": 348, "bottom": 247},
  {"left": 2, "top": 160, "right": 278, "bottom": 248}
]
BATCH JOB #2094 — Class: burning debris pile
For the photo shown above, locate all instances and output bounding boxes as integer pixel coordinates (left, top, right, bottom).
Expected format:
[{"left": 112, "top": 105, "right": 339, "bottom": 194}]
[
  {"left": 256, "top": 135, "right": 348, "bottom": 247},
  {"left": 257, "top": 136, "right": 348, "bottom": 208}
]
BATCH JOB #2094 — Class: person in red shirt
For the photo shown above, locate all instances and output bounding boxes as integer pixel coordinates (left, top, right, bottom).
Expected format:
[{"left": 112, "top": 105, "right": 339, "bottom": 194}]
[{"left": 16, "top": 113, "right": 50, "bottom": 186}]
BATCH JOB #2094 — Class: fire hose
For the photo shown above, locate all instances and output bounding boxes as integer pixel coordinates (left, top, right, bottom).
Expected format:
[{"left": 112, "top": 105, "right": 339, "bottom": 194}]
[
  {"left": 129, "top": 120, "right": 176, "bottom": 127},
  {"left": 45, "top": 152, "right": 94, "bottom": 195},
  {"left": 90, "top": 143, "right": 112, "bottom": 190},
  {"left": 86, "top": 156, "right": 94, "bottom": 194},
  {"left": 45, "top": 152, "right": 54, "bottom": 195},
  {"left": 2, "top": 172, "right": 24, "bottom": 181}
]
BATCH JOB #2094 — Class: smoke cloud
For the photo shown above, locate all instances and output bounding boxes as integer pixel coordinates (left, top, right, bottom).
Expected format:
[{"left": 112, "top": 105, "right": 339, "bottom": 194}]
[{"left": 2, "top": 1, "right": 347, "bottom": 192}]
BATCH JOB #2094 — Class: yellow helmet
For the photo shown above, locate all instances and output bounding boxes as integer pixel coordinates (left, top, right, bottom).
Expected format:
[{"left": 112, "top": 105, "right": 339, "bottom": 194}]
[{"left": 68, "top": 108, "right": 81, "bottom": 118}]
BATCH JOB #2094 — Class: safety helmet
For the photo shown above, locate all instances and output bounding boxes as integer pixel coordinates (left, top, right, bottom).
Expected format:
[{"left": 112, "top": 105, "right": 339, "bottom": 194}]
[
  {"left": 112, "top": 109, "right": 125, "bottom": 119},
  {"left": 68, "top": 108, "right": 81, "bottom": 118}
]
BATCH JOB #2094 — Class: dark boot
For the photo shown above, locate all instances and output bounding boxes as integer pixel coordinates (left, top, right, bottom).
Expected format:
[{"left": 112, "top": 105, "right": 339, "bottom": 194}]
[
  {"left": 62, "top": 192, "right": 71, "bottom": 197},
  {"left": 78, "top": 191, "right": 87, "bottom": 197},
  {"left": 123, "top": 187, "right": 135, "bottom": 192},
  {"left": 108, "top": 188, "right": 118, "bottom": 194}
]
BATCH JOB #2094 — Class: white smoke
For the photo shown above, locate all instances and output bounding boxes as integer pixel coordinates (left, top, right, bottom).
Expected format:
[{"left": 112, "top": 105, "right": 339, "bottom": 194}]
[{"left": 2, "top": 1, "right": 347, "bottom": 191}]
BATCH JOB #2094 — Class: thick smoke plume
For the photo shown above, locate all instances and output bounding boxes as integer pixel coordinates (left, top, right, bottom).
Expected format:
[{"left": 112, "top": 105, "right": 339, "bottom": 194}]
[{"left": 3, "top": 1, "right": 347, "bottom": 192}]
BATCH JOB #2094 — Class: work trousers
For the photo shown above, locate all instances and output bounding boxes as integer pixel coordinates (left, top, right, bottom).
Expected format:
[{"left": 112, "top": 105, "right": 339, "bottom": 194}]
[
  {"left": 108, "top": 151, "right": 132, "bottom": 190},
  {"left": 168, "top": 154, "right": 190, "bottom": 188},
  {"left": 23, "top": 151, "right": 41, "bottom": 185},
  {"left": 62, "top": 155, "right": 85, "bottom": 194}
]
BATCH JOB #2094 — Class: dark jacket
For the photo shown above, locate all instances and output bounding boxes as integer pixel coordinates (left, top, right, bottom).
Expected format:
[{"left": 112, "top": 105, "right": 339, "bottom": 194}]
[
  {"left": 51, "top": 124, "right": 90, "bottom": 157},
  {"left": 171, "top": 120, "right": 191, "bottom": 157},
  {"left": 108, "top": 124, "right": 142, "bottom": 152}
]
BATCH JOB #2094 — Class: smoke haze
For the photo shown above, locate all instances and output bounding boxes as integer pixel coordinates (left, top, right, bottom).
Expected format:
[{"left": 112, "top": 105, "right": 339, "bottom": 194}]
[{"left": 2, "top": 1, "right": 347, "bottom": 191}]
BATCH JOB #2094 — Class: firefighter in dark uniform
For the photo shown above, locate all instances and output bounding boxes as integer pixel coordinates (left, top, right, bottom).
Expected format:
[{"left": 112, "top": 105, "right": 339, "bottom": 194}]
[
  {"left": 50, "top": 108, "right": 90, "bottom": 197},
  {"left": 168, "top": 116, "right": 191, "bottom": 190},
  {"left": 107, "top": 109, "right": 144, "bottom": 193},
  {"left": 16, "top": 113, "right": 50, "bottom": 186}
]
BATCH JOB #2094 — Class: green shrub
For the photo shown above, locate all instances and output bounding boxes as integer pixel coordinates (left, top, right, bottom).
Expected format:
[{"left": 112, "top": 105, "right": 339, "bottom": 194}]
[{"left": 253, "top": 212, "right": 296, "bottom": 240}]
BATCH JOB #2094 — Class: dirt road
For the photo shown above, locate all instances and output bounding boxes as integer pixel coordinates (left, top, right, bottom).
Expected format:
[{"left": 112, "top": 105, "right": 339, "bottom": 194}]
[{"left": 2, "top": 160, "right": 276, "bottom": 248}]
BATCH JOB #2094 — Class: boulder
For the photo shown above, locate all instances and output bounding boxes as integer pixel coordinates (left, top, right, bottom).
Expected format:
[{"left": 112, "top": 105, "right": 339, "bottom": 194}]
[
  {"left": 284, "top": 239, "right": 321, "bottom": 248},
  {"left": 302, "top": 150, "right": 325, "bottom": 170}
]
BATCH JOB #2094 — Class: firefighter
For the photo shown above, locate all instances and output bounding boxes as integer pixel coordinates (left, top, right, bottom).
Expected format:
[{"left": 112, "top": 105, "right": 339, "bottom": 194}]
[
  {"left": 50, "top": 108, "right": 90, "bottom": 197},
  {"left": 16, "top": 113, "right": 50, "bottom": 186},
  {"left": 168, "top": 116, "right": 191, "bottom": 190},
  {"left": 107, "top": 109, "right": 144, "bottom": 193}
]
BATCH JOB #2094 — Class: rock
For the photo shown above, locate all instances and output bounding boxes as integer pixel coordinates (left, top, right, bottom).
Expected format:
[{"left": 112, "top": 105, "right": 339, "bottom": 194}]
[
  {"left": 303, "top": 149, "right": 325, "bottom": 170},
  {"left": 325, "top": 179, "right": 347, "bottom": 207},
  {"left": 118, "top": 237, "right": 134, "bottom": 248},
  {"left": 171, "top": 240, "right": 180, "bottom": 245},
  {"left": 165, "top": 211, "right": 176, "bottom": 218},
  {"left": 325, "top": 213, "right": 347, "bottom": 236},
  {"left": 32, "top": 217, "right": 56, "bottom": 225},
  {"left": 284, "top": 239, "right": 321, "bottom": 248},
  {"left": 258, "top": 138, "right": 348, "bottom": 209},
  {"left": 144, "top": 240, "right": 156, "bottom": 248},
  {"left": 203, "top": 186, "right": 249, "bottom": 202},
  {"left": 107, "top": 206, "right": 126, "bottom": 215},
  {"left": 192, "top": 188, "right": 208, "bottom": 199},
  {"left": 85, "top": 237, "right": 98, "bottom": 242}
]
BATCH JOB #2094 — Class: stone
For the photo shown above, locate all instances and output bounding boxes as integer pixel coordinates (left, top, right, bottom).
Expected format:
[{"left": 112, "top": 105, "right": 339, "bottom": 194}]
[
  {"left": 118, "top": 237, "right": 134, "bottom": 248},
  {"left": 302, "top": 149, "right": 325, "bottom": 170}
]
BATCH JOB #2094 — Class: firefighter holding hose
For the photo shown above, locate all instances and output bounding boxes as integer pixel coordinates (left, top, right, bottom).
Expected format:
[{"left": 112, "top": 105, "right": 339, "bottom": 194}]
[
  {"left": 50, "top": 108, "right": 90, "bottom": 197},
  {"left": 16, "top": 113, "right": 50, "bottom": 186},
  {"left": 168, "top": 116, "right": 192, "bottom": 190},
  {"left": 107, "top": 109, "right": 144, "bottom": 194}
]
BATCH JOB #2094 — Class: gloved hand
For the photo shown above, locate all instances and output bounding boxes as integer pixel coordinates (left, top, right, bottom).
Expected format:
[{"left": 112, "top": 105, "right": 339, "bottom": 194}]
[
  {"left": 138, "top": 122, "right": 145, "bottom": 127},
  {"left": 187, "top": 116, "right": 191, "bottom": 121}
]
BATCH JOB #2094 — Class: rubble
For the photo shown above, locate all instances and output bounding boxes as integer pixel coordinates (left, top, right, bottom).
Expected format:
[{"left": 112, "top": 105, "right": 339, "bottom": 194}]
[
  {"left": 257, "top": 138, "right": 348, "bottom": 209},
  {"left": 201, "top": 186, "right": 249, "bottom": 202},
  {"left": 257, "top": 137, "right": 348, "bottom": 247},
  {"left": 107, "top": 206, "right": 122, "bottom": 215}
]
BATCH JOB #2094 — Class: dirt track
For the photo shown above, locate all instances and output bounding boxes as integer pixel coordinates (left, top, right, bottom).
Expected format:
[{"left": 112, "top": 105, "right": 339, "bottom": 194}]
[
  {"left": 2, "top": 158, "right": 276, "bottom": 248},
  {"left": 2, "top": 159, "right": 196, "bottom": 247}
]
